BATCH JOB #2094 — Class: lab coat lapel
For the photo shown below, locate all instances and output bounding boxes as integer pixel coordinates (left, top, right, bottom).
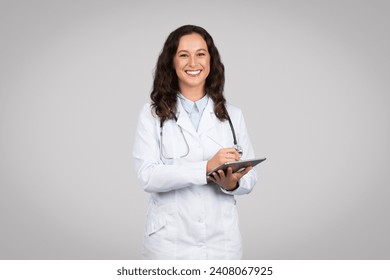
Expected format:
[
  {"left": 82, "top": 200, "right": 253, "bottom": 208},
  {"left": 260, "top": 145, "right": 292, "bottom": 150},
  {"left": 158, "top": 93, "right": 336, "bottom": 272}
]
[
  {"left": 197, "top": 98, "right": 220, "bottom": 136},
  {"left": 175, "top": 100, "right": 198, "bottom": 139}
]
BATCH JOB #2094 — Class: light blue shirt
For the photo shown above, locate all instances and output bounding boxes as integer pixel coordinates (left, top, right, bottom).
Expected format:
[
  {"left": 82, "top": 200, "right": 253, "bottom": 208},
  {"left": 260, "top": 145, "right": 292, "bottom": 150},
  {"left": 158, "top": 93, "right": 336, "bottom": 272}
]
[{"left": 178, "top": 93, "right": 209, "bottom": 131}]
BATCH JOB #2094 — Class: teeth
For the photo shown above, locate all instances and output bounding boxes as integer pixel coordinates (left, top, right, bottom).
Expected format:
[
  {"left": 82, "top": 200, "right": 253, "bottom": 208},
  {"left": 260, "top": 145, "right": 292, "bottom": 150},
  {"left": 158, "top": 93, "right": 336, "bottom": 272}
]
[{"left": 185, "top": 70, "right": 201, "bottom": 75}]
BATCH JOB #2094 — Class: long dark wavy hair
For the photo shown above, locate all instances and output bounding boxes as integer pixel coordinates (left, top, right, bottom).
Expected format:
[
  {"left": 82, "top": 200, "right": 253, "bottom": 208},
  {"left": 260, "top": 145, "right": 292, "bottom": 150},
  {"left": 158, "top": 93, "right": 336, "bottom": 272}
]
[{"left": 150, "top": 25, "right": 228, "bottom": 123}]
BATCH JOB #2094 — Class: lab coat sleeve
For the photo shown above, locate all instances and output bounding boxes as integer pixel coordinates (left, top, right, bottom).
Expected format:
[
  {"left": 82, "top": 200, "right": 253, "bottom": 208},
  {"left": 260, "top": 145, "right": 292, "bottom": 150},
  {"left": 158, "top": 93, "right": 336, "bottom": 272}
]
[
  {"left": 220, "top": 107, "right": 258, "bottom": 196},
  {"left": 133, "top": 103, "right": 208, "bottom": 193}
]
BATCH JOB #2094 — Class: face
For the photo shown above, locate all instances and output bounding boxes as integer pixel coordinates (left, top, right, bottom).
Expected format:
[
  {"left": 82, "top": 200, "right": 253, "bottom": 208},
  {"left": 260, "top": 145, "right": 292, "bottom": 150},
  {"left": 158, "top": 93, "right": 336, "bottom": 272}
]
[{"left": 173, "top": 33, "right": 210, "bottom": 92}]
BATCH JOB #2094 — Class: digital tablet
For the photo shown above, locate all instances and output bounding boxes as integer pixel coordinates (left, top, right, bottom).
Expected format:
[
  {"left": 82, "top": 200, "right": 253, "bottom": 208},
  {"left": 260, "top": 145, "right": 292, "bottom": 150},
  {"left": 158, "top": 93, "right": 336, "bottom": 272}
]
[{"left": 207, "top": 158, "right": 266, "bottom": 176}]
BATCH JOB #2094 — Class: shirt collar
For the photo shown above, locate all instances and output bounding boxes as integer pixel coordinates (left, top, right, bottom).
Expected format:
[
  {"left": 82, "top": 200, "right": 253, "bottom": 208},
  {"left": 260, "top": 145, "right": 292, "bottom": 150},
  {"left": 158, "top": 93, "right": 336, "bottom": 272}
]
[{"left": 178, "top": 93, "right": 209, "bottom": 114}]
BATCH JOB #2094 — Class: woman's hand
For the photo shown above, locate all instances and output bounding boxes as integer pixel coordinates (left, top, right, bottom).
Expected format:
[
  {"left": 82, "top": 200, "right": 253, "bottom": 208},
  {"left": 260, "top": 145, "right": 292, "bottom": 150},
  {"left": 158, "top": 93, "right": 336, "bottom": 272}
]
[
  {"left": 206, "top": 148, "right": 241, "bottom": 173},
  {"left": 208, "top": 166, "right": 253, "bottom": 191}
]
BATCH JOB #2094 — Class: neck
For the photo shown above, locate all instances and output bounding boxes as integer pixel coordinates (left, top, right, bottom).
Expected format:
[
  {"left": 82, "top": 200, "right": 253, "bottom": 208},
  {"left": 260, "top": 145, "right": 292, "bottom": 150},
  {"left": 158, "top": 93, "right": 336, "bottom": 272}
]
[{"left": 179, "top": 85, "right": 206, "bottom": 102}]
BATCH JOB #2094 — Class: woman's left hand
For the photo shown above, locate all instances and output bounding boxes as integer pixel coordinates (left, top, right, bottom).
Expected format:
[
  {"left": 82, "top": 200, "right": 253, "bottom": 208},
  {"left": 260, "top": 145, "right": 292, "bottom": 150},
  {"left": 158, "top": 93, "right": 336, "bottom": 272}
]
[{"left": 207, "top": 166, "right": 253, "bottom": 191}]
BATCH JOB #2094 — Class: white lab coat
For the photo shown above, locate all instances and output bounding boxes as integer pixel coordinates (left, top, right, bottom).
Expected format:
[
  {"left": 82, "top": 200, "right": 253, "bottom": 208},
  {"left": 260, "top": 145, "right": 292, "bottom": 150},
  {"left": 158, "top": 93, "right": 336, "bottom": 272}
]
[{"left": 133, "top": 98, "right": 257, "bottom": 259}]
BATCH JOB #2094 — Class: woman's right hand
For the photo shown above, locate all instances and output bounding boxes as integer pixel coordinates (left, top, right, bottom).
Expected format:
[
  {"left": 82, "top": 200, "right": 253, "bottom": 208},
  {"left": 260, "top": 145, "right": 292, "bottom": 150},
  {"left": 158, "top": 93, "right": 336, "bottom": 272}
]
[{"left": 206, "top": 148, "right": 241, "bottom": 173}]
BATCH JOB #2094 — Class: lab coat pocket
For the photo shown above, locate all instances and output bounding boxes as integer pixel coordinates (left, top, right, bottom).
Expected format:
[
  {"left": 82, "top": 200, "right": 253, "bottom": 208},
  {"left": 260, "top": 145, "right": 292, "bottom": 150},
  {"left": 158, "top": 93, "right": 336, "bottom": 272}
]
[
  {"left": 145, "top": 203, "right": 178, "bottom": 238},
  {"left": 146, "top": 214, "right": 167, "bottom": 236},
  {"left": 143, "top": 205, "right": 178, "bottom": 259}
]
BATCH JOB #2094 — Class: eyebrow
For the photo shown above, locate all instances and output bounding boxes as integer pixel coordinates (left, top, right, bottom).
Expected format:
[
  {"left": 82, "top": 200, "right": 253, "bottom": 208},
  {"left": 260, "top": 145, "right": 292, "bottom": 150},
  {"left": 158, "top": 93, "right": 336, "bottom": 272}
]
[{"left": 177, "top": 48, "right": 208, "bottom": 53}]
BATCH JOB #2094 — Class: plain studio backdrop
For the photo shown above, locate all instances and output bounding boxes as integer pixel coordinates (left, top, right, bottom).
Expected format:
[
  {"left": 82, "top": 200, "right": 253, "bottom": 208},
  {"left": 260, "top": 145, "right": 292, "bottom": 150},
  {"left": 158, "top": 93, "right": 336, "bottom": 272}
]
[{"left": 1, "top": 0, "right": 389, "bottom": 259}]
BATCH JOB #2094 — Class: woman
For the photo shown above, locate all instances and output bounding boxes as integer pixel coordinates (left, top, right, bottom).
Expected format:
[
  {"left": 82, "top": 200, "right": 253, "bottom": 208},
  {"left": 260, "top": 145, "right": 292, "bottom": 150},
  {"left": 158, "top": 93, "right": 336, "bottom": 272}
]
[{"left": 133, "top": 25, "right": 257, "bottom": 259}]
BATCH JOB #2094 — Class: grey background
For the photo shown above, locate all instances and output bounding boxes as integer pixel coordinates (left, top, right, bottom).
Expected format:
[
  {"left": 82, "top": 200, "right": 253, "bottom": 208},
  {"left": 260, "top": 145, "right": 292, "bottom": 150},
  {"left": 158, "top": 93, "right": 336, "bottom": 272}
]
[{"left": 1, "top": 0, "right": 389, "bottom": 259}]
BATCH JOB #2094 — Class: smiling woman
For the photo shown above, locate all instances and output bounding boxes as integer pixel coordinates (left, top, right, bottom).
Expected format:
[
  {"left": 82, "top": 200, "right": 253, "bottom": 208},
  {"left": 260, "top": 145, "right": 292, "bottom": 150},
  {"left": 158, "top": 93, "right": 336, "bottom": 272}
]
[
  {"left": 174, "top": 33, "right": 210, "bottom": 99},
  {"left": 133, "top": 25, "right": 258, "bottom": 260}
]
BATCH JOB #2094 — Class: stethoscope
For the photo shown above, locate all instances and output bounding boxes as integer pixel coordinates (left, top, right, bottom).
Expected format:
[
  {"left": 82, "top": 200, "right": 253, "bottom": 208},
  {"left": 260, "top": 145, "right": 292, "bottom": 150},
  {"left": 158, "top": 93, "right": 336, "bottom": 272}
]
[{"left": 160, "top": 113, "right": 242, "bottom": 159}]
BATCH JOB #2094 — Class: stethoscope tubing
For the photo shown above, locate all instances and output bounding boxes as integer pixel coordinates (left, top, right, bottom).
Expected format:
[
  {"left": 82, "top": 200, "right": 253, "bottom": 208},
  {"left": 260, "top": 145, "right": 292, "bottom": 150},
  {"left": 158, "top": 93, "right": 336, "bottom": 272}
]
[{"left": 160, "top": 112, "right": 242, "bottom": 159}]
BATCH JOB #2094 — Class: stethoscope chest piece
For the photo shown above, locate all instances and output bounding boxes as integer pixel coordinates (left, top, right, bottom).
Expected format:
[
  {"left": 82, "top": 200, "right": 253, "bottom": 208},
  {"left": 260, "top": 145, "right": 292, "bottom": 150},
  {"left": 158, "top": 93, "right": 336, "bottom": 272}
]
[{"left": 234, "top": 144, "right": 243, "bottom": 156}]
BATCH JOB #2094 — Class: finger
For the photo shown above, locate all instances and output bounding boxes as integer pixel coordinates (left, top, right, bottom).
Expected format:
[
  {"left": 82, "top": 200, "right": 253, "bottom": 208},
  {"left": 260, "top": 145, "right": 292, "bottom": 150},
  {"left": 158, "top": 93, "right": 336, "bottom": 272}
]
[
  {"left": 223, "top": 151, "right": 240, "bottom": 162},
  {"left": 243, "top": 166, "right": 253, "bottom": 173},
  {"left": 236, "top": 166, "right": 253, "bottom": 177},
  {"left": 226, "top": 167, "right": 233, "bottom": 177},
  {"left": 217, "top": 169, "right": 226, "bottom": 180},
  {"left": 207, "top": 175, "right": 216, "bottom": 183},
  {"left": 227, "top": 150, "right": 241, "bottom": 161},
  {"left": 226, "top": 167, "right": 241, "bottom": 183},
  {"left": 212, "top": 172, "right": 221, "bottom": 180},
  {"left": 220, "top": 148, "right": 238, "bottom": 155}
]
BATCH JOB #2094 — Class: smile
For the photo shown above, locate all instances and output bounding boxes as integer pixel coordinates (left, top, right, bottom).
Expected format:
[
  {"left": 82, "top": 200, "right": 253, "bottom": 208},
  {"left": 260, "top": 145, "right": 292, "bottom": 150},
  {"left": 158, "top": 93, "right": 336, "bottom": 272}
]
[{"left": 185, "top": 70, "right": 202, "bottom": 76}]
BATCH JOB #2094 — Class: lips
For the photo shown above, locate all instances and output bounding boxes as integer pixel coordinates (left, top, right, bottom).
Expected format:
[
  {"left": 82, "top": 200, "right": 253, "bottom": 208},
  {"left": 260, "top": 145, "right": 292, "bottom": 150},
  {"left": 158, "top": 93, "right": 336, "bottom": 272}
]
[{"left": 185, "top": 70, "right": 202, "bottom": 76}]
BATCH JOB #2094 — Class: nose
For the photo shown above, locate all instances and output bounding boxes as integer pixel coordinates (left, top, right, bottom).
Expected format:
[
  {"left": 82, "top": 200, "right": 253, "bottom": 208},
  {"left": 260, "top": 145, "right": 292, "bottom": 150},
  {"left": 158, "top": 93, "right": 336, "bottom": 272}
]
[{"left": 189, "top": 55, "right": 197, "bottom": 67}]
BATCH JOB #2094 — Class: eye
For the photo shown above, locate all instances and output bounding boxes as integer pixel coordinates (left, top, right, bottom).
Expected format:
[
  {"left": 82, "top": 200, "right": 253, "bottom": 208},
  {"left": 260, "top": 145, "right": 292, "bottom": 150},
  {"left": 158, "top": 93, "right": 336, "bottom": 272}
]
[
  {"left": 197, "top": 53, "right": 206, "bottom": 56},
  {"left": 179, "top": 53, "right": 188, "bottom": 58}
]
